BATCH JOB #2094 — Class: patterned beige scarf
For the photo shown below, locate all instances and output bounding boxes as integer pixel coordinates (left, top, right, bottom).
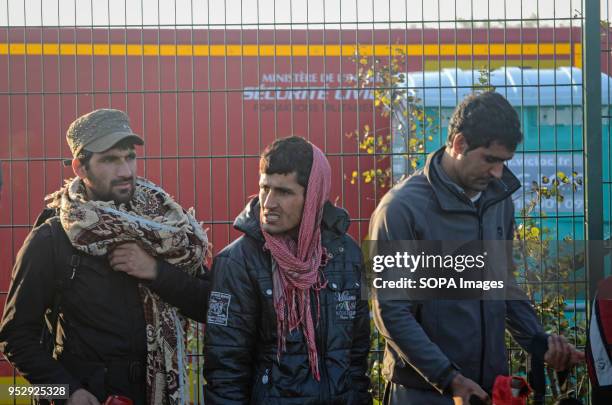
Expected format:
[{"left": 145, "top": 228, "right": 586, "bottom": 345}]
[{"left": 47, "top": 177, "right": 208, "bottom": 405}]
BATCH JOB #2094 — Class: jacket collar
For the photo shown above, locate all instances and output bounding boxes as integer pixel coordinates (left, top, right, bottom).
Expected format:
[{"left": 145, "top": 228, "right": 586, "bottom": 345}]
[
  {"left": 234, "top": 197, "right": 350, "bottom": 241},
  {"left": 423, "top": 147, "right": 520, "bottom": 213}
]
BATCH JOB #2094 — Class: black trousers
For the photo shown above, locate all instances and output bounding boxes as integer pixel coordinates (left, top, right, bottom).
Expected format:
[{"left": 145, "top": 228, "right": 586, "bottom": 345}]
[
  {"left": 592, "top": 386, "right": 612, "bottom": 405},
  {"left": 58, "top": 352, "right": 146, "bottom": 405}
]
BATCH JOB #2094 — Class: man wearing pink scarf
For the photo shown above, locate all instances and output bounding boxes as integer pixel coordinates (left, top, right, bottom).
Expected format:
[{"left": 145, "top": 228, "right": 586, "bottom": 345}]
[{"left": 204, "top": 136, "right": 371, "bottom": 404}]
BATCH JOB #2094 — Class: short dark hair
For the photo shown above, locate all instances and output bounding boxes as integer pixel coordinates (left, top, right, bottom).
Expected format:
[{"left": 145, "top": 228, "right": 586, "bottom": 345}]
[
  {"left": 77, "top": 149, "right": 94, "bottom": 168},
  {"left": 447, "top": 91, "right": 523, "bottom": 152},
  {"left": 78, "top": 137, "right": 137, "bottom": 168},
  {"left": 259, "top": 136, "right": 313, "bottom": 189}
]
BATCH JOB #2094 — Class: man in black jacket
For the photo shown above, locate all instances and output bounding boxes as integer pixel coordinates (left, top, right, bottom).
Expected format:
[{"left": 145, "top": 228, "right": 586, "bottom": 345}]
[
  {"left": 204, "top": 136, "right": 371, "bottom": 404},
  {"left": 369, "top": 92, "right": 584, "bottom": 404},
  {"left": 0, "top": 109, "right": 210, "bottom": 405}
]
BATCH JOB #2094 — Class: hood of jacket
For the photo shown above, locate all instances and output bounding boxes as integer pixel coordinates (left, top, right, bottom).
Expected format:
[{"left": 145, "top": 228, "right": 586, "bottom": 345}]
[{"left": 233, "top": 196, "right": 350, "bottom": 242}]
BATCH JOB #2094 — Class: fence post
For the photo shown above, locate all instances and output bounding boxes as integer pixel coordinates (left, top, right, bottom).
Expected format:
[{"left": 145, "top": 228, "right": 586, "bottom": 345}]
[{"left": 583, "top": 0, "right": 604, "bottom": 299}]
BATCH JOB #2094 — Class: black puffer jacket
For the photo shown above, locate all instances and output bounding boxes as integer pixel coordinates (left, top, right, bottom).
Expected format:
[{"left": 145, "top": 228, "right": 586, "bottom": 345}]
[{"left": 204, "top": 198, "right": 371, "bottom": 405}]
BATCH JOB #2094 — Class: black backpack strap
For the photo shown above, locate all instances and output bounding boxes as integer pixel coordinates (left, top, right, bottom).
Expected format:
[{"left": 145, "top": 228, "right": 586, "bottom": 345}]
[
  {"left": 33, "top": 207, "right": 58, "bottom": 229},
  {"left": 38, "top": 214, "right": 79, "bottom": 356}
]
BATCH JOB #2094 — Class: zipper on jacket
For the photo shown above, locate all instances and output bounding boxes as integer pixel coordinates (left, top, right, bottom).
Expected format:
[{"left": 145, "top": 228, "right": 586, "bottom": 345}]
[
  {"left": 478, "top": 299, "right": 486, "bottom": 386},
  {"left": 262, "top": 368, "right": 270, "bottom": 385},
  {"left": 317, "top": 286, "right": 331, "bottom": 402},
  {"left": 253, "top": 368, "right": 269, "bottom": 403},
  {"left": 439, "top": 187, "right": 508, "bottom": 387},
  {"left": 477, "top": 193, "right": 511, "bottom": 386},
  {"left": 477, "top": 214, "right": 486, "bottom": 387}
]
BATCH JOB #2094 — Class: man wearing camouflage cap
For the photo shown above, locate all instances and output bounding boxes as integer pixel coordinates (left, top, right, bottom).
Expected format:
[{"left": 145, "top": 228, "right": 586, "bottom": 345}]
[{"left": 0, "top": 109, "right": 211, "bottom": 405}]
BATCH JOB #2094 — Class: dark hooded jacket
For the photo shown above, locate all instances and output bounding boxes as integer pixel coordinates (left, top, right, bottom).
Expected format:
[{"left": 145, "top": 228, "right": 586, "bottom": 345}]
[
  {"left": 204, "top": 198, "right": 371, "bottom": 405},
  {"left": 369, "top": 147, "right": 547, "bottom": 397}
]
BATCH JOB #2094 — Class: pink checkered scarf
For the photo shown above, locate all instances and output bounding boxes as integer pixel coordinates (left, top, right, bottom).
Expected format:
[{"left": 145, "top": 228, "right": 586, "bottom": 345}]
[{"left": 261, "top": 142, "right": 331, "bottom": 381}]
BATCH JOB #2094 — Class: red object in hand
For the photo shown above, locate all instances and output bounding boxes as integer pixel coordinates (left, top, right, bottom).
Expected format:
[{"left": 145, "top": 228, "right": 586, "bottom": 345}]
[
  {"left": 492, "top": 375, "right": 532, "bottom": 405},
  {"left": 103, "top": 396, "right": 133, "bottom": 405}
]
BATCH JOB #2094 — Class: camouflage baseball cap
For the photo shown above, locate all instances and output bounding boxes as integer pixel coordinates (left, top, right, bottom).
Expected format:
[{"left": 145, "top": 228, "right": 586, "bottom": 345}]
[{"left": 66, "top": 109, "right": 144, "bottom": 157}]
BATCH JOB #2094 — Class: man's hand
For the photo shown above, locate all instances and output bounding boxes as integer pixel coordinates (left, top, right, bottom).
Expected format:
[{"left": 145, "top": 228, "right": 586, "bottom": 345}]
[
  {"left": 451, "top": 373, "right": 490, "bottom": 405},
  {"left": 66, "top": 388, "right": 100, "bottom": 405},
  {"left": 109, "top": 242, "right": 158, "bottom": 281},
  {"left": 544, "top": 334, "right": 585, "bottom": 371}
]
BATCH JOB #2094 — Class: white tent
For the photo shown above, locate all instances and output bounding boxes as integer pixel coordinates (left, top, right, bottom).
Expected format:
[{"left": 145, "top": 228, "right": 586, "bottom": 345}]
[{"left": 398, "top": 67, "right": 612, "bottom": 107}]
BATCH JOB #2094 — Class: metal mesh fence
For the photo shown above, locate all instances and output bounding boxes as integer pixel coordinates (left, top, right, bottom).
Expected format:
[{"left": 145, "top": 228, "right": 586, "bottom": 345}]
[{"left": 0, "top": 0, "right": 606, "bottom": 403}]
